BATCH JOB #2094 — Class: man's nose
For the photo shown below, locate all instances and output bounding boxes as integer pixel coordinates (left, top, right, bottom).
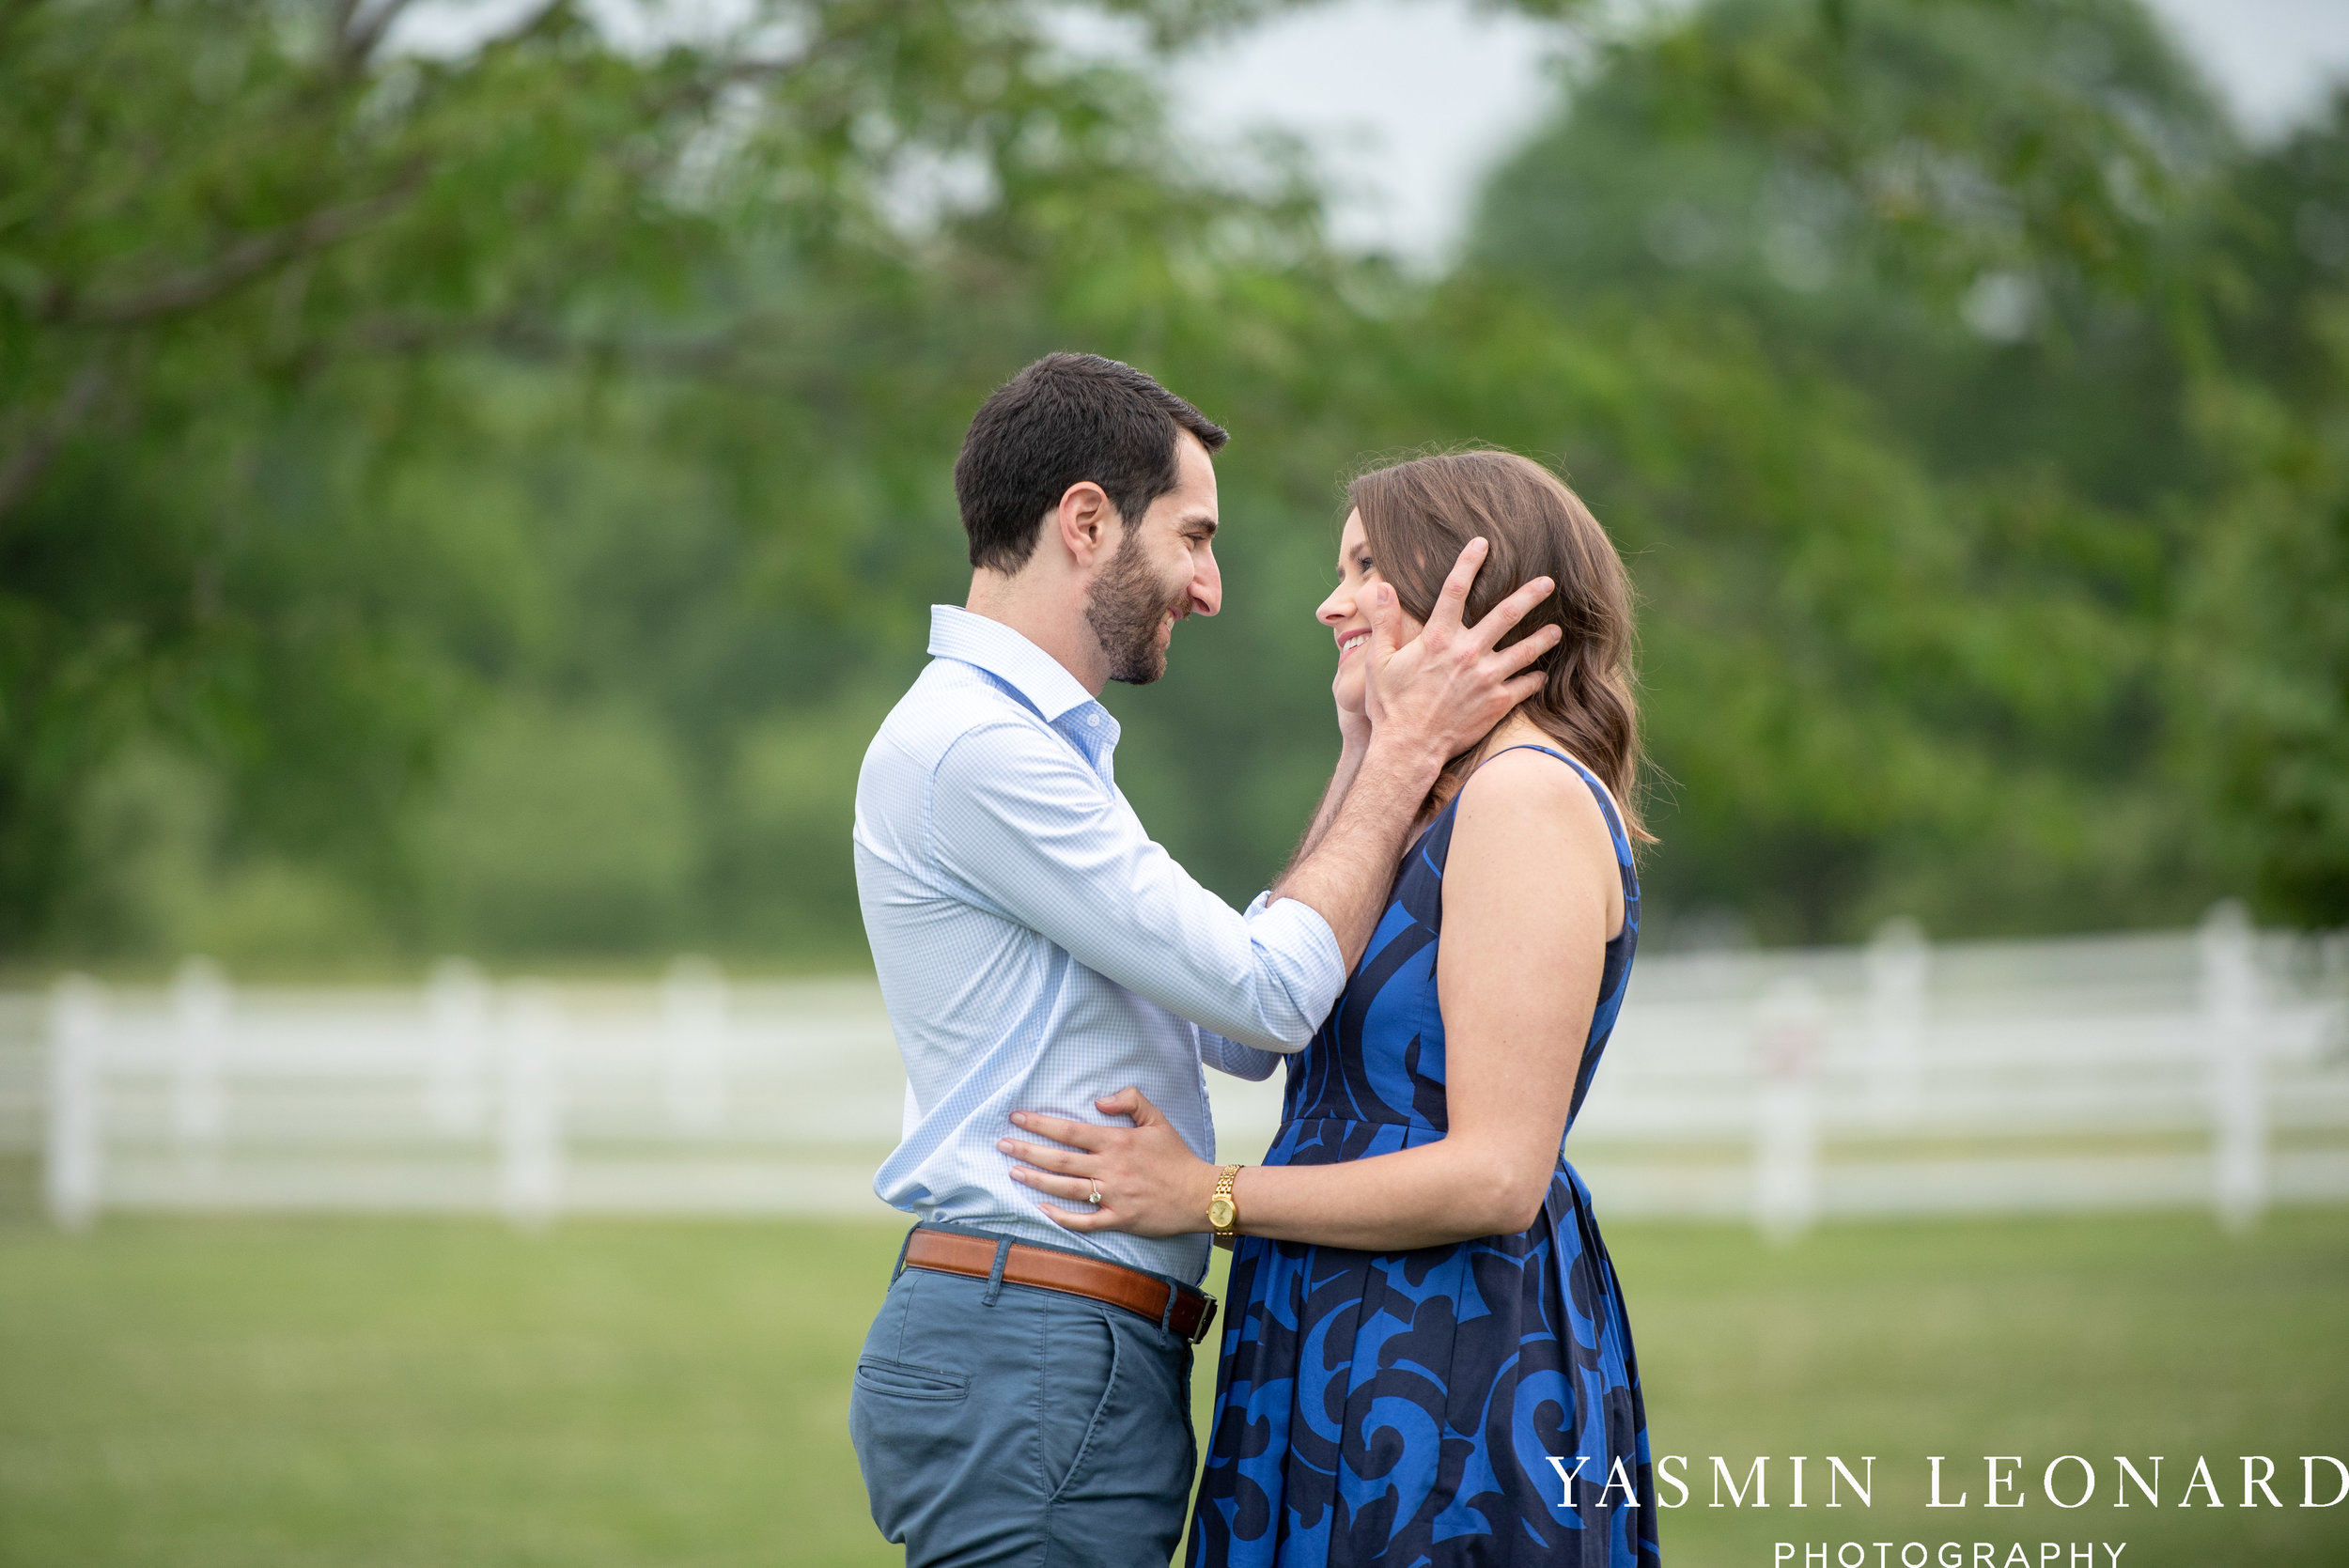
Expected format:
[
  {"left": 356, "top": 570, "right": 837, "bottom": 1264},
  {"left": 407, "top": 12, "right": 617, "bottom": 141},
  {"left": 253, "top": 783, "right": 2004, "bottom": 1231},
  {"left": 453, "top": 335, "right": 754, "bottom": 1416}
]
[{"left": 1192, "top": 551, "right": 1222, "bottom": 617}]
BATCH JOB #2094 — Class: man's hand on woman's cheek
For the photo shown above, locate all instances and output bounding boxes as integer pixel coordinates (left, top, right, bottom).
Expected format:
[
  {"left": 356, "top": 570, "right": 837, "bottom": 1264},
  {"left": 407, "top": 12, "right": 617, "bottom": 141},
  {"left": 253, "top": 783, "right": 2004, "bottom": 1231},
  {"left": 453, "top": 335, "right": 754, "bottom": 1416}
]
[{"left": 1364, "top": 538, "right": 1559, "bottom": 760}]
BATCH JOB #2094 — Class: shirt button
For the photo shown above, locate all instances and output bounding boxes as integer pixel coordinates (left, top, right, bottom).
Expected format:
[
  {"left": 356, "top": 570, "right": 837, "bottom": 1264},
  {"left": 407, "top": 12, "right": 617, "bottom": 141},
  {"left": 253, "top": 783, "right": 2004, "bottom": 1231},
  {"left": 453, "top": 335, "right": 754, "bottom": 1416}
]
[{"left": 1085, "top": 713, "right": 1100, "bottom": 728}]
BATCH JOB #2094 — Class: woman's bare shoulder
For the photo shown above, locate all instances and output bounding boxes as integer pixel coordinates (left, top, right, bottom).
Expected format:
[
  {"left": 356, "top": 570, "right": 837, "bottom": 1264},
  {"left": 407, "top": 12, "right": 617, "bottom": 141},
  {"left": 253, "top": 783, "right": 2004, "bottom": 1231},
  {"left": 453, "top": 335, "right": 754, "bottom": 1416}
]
[
  {"left": 1446, "top": 743, "right": 1623, "bottom": 928},
  {"left": 1452, "top": 743, "right": 1612, "bottom": 841}
]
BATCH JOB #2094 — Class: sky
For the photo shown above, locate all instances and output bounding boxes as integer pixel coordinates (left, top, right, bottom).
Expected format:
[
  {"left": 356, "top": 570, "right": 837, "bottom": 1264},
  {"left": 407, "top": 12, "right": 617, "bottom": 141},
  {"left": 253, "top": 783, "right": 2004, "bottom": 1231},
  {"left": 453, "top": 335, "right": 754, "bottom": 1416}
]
[{"left": 1166, "top": 0, "right": 2349, "bottom": 263}]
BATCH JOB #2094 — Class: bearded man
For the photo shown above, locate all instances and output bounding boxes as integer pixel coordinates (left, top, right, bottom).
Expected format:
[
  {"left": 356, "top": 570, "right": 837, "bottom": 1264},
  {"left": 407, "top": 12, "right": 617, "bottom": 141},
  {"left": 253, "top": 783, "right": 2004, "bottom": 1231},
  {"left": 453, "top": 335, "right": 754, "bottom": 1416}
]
[{"left": 848, "top": 352, "right": 1555, "bottom": 1565}]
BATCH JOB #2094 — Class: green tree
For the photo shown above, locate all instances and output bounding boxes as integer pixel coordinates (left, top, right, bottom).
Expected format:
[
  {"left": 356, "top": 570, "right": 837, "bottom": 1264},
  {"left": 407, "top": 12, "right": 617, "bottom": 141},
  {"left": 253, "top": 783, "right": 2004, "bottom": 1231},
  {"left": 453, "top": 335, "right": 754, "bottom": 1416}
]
[
  {"left": 1445, "top": 0, "right": 2240, "bottom": 939},
  {"left": 12, "top": 0, "right": 2345, "bottom": 969},
  {"left": 0, "top": 0, "right": 1340, "bottom": 960},
  {"left": 2178, "top": 94, "right": 2349, "bottom": 924}
]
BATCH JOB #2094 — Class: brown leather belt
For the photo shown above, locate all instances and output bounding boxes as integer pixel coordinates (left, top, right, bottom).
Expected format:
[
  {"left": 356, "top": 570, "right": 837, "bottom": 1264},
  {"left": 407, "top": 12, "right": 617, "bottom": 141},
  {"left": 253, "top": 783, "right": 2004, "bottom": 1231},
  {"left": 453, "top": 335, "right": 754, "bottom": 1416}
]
[{"left": 901, "top": 1227, "right": 1219, "bottom": 1345}]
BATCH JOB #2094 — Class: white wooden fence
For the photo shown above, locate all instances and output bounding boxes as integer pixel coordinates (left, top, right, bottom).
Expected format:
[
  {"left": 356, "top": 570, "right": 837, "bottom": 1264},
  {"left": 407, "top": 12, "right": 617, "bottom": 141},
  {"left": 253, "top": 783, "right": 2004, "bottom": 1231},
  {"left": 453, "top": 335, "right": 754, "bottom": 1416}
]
[
  {"left": 1568, "top": 906, "right": 2349, "bottom": 1234},
  {"left": 5, "top": 904, "right": 2345, "bottom": 1235}
]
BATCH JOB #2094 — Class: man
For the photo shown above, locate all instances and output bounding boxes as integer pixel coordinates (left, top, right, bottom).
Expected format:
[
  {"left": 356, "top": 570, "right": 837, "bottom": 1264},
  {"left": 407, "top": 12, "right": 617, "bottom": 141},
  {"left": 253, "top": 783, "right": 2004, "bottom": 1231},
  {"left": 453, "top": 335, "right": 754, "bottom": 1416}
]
[{"left": 848, "top": 353, "right": 1557, "bottom": 1564}]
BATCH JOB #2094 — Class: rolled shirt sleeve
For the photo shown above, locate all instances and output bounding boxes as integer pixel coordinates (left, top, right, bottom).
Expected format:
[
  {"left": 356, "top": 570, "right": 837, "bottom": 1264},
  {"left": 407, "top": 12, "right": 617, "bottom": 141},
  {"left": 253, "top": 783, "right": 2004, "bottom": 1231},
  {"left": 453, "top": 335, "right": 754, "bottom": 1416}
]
[
  {"left": 1198, "top": 893, "right": 1322, "bottom": 1079},
  {"left": 1197, "top": 1026, "right": 1284, "bottom": 1080}
]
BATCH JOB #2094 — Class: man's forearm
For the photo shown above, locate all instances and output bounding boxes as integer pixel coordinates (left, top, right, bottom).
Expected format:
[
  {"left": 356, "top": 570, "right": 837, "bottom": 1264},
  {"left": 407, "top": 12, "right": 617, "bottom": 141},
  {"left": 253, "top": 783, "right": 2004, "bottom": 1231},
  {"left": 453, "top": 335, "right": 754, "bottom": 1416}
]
[
  {"left": 1283, "top": 737, "right": 1369, "bottom": 878},
  {"left": 1270, "top": 734, "right": 1444, "bottom": 970}
]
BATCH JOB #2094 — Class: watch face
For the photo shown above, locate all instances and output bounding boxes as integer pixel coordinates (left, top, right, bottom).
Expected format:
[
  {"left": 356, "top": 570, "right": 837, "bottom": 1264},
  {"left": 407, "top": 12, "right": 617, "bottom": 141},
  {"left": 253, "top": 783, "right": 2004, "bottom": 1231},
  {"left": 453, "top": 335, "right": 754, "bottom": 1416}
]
[{"left": 1207, "top": 1197, "right": 1236, "bottom": 1229}]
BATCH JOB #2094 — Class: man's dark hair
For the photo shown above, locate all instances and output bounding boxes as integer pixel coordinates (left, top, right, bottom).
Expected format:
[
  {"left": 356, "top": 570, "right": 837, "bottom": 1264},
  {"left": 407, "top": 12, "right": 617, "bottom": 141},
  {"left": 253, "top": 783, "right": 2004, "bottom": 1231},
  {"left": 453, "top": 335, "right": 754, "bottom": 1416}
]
[{"left": 954, "top": 353, "right": 1228, "bottom": 573}]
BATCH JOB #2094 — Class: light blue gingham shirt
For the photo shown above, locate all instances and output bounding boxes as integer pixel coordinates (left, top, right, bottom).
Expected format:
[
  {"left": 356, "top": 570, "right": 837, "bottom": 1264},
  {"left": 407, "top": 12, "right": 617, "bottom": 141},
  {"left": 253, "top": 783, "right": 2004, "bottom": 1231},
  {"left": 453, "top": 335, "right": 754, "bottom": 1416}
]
[{"left": 852, "top": 605, "right": 1345, "bottom": 1283}]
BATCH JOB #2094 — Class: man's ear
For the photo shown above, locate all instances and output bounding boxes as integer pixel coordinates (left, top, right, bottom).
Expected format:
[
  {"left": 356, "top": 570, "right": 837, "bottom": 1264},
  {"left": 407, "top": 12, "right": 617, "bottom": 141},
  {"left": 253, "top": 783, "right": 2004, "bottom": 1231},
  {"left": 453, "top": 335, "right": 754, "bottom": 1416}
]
[{"left": 1053, "top": 480, "right": 1116, "bottom": 569}]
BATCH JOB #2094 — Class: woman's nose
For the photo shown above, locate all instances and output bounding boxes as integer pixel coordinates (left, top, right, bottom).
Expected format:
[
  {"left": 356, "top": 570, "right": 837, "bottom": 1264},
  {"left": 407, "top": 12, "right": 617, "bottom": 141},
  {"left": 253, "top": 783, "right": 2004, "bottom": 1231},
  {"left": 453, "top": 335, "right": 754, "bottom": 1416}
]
[{"left": 1316, "top": 586, "right": 1348, "bottom": 625}]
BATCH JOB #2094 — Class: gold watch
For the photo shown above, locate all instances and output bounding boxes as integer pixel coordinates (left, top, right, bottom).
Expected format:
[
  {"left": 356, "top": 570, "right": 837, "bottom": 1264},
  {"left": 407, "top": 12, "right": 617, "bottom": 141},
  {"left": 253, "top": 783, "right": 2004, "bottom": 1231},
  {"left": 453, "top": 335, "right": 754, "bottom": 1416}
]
[{"left": 1207, "top": 1164, "right": 1243, "bottom": 1249}]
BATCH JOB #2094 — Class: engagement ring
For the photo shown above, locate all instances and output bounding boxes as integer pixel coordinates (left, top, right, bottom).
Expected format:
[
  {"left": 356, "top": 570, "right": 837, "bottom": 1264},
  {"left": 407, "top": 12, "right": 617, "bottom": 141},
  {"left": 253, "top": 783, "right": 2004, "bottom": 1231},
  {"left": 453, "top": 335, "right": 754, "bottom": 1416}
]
[{"left": 1087, "top": 1188, "right": 1102, "bottom": 1204}]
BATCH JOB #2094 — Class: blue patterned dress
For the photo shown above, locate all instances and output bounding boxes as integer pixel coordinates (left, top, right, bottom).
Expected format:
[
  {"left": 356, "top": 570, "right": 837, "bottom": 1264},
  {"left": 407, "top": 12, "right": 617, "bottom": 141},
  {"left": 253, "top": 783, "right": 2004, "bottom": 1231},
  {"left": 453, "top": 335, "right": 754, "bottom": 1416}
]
[{"left": 1190, "top": 746, "right": 1658, "bottom": 1568}]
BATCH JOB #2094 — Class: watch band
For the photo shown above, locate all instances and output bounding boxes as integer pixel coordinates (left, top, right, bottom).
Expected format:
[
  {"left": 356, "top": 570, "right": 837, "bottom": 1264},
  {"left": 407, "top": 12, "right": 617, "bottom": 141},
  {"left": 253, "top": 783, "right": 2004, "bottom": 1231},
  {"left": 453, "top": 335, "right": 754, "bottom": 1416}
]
[{"left": 1209, "top": 1163, "right": 1243, "bottom": 1248}]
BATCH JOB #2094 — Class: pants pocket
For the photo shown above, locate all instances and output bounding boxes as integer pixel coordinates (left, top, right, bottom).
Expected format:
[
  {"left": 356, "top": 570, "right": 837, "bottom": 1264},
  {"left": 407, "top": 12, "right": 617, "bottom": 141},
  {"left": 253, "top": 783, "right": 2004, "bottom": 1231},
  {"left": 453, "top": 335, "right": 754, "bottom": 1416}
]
[
  {"left": 849, "top": 1345, "right": 982, "bottom": 1543},
  {"left": 1040, "top": 1306, "right": 1120, "bottom": 1502},
  {"left": 853, "top": 1358, "right": 969, "bottom": 1401}
]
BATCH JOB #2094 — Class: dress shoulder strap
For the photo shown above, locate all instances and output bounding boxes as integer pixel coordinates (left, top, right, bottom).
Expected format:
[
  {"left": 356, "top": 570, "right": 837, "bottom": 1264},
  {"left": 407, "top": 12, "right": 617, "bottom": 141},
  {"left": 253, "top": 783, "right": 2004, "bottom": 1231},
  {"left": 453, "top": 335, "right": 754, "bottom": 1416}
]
[{"left": 1467, "top": 743, "right": 1633, "bottom": 859}]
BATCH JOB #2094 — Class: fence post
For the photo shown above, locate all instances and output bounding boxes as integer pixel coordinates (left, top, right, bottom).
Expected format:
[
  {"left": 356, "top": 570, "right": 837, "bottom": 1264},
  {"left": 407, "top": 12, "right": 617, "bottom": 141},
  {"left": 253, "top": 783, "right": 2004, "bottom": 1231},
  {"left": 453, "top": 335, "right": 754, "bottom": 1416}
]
[
  {"left": 499, "top": 984, "right": 564, "bottom": 1229},
  {"left": 426, "top": 958, "right": 489, "bottom": 1133},
  {"left": 1752, "top": 976, "right": 1824, "bottom": 1241},
  {"left": 1865, "top": 918, "right": 1928, "bottom": 1125},
  {"left": 171, "top": 957, "right": 228, "bottom": 1156},
  {"left": 45, "top": 976, "right": 105, "bottom": 1231},
  {"left": 661, "top": 955, "right": 728, "bottom": 1135},
  {"left": 2201, "top": 900, "right": 2266, "bottom": 1231}
]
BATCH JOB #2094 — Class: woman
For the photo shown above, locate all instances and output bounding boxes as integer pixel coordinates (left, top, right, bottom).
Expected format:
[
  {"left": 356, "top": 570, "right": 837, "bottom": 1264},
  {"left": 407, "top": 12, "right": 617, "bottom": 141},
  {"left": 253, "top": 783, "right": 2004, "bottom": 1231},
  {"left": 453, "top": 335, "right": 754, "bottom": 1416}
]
[{"left": 1000, "top": 449, "right": 1658, "bottom": 1568}]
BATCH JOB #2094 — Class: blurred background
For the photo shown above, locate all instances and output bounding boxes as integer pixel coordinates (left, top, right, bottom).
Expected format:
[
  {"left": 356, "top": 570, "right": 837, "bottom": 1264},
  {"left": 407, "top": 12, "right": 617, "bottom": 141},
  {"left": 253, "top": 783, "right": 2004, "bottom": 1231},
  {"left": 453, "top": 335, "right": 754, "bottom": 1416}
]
[
  {"left": 11, "top": 0, "right": 2349, "bottom": 973},
  {"left": 4, "top": 0, "right": 2349, "bottom": 1563}
]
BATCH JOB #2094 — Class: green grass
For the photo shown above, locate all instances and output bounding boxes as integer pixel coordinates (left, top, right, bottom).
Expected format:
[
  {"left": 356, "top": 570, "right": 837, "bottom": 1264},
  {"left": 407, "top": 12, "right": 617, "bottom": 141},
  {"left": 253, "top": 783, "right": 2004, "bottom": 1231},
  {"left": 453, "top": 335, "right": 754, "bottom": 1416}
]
[
  {"left": 1, "top": 1209, "right": 2343, "bottom": 1568},
  {"left": 1610, "top": 1212, "right": 2349, "bottom": 1567}
]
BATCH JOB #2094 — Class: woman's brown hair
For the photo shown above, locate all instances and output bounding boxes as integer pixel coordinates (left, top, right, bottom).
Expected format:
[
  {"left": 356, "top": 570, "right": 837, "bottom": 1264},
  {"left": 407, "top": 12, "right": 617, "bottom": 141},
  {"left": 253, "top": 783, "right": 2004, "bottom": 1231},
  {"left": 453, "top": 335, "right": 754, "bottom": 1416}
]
[{"left": 1348, "top": 448, "right": 1652, "bottom": 842}]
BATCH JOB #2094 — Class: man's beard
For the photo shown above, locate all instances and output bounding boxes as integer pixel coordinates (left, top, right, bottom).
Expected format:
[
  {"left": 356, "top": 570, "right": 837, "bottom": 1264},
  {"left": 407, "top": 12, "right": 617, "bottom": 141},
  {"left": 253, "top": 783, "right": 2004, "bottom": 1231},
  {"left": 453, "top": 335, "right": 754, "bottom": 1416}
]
[{"left": 1085, "top": 530, "right": 1188, "bottom": 685}]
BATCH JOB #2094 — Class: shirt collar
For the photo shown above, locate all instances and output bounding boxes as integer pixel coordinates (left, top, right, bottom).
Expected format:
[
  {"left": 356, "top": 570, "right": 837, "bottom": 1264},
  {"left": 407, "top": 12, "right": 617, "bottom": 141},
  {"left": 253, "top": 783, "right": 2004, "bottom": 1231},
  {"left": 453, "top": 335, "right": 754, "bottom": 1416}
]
[{"left": 927, "top": 605, "right": 1098, "bottom": 724}]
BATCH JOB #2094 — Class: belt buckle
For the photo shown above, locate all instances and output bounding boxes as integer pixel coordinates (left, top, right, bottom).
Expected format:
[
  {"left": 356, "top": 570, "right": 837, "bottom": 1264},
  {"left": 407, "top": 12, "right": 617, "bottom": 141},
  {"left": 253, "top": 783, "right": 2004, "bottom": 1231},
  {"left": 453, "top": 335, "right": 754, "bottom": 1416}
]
[{"left": 1188, "top": 1293, "right": 1219, "bottom": 1345}]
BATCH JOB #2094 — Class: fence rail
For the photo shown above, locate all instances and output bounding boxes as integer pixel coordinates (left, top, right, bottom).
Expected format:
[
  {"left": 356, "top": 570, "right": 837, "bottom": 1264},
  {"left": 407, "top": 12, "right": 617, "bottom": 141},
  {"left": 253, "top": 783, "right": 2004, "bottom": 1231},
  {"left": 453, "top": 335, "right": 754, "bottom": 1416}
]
[{"left": 7, "top": 905, "right": 2346, "bottom": 1234}]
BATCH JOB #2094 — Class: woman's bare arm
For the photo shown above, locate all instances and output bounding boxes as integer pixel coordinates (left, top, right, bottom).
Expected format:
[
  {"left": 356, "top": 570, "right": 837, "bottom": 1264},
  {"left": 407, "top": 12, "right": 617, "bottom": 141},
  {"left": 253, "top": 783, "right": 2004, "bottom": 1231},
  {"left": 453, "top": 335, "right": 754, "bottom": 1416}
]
[{"left": 1003, "top": 747, "right": 1624, "bottom": 1251}]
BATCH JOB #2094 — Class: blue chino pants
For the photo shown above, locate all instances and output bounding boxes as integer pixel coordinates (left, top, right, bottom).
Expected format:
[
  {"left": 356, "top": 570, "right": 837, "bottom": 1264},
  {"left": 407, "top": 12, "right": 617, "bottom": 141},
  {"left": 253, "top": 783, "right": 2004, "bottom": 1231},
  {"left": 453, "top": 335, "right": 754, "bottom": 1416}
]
[{"left": 848, "top": 1225, "right": 1199, "bottom": 1567}]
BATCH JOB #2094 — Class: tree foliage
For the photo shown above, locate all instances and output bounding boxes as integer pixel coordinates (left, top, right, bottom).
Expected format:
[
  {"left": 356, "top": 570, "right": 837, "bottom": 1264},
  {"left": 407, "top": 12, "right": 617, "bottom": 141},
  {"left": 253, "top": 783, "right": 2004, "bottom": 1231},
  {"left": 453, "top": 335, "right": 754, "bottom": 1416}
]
[
  {"left": 1460, "top": 0, "right": 2235, "bottom": 937},
  {"left": 4, "top": 0, "right": 2346, "bottom": 969},
  {"left": 2181, "top": 94, "right": 2349, "bottom": 925},
  {"left": 0, "top": 0, "right": 1335, "bottom": 957}
]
